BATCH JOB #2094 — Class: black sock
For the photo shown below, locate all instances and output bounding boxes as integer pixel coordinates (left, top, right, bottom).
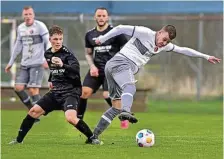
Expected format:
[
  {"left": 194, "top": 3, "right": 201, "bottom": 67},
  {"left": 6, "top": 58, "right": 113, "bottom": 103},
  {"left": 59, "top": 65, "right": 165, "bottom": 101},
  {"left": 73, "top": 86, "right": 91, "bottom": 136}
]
[
  {"left": 31, "top": 94, "right": 41, "bottom": 105},
  {"left": 77, "top": 98, "right": 87, "bottom": 120},
  {"left": 75, "top": 119, "right": 93, "bottom": 138},
  {"left": 16, "top": 114, "right": 36, "bottom": 143},
  {"left": 104, "top": 97, "right": 112, "bottom": 107},
  {"left": 15, "top": 90, "right": 33, "bottom": 109}
]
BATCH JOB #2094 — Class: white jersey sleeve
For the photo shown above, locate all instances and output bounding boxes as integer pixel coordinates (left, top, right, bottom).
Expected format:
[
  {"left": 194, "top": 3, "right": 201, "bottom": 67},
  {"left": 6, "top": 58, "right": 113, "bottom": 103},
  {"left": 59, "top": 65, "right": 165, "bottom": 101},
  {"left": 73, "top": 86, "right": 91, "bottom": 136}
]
[
  {"left": 98, "top": 25, "right": 153, "bottom": 43},
  {"left": 39, "top": 21, "right": 48, "bottom": 36},
  {"left": 38, "top": 21, "right": 51, "bottom": 50},
  {"left": 163, "top": 43, "right": 175, "bottom": 52},
  {"left": 8, "top": 28, "right": 23, "bottom": 66},
  {"left": 170, "top": 44, "right": 210, "bottom": 60}
]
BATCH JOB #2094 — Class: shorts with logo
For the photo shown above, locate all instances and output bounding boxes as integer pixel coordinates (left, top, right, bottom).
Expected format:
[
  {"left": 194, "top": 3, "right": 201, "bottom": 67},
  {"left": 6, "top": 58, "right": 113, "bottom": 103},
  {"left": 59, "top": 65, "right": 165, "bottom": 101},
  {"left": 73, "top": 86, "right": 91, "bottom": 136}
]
[
  {"left": 36, "top": 88, "right": 81, "bottom": 115},
  {"left": 15, "top": 65, "right": 44, "bottom": 88}
]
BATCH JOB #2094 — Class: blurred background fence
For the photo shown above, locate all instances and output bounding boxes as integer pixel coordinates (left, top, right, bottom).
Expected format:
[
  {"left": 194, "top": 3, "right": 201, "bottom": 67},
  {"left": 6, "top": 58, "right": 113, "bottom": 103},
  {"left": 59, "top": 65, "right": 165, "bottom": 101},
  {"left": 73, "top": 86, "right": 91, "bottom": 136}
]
[{"left": 1, "top": 1, "right": 223, "bottom": 100}]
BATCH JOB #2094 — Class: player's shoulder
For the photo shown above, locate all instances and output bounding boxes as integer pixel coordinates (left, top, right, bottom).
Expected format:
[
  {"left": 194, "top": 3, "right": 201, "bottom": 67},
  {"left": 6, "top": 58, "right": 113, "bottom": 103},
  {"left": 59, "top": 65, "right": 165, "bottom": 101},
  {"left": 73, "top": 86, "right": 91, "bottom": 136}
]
[
  {"left": 62, "top": 46, "right": 75, "bottom": 55},
  {"left": 108, "top": 25, "right": 114, "bottom": 29},
  {"left": 17, "top": 22, "right": 26, "bottom": 30},
  {"left": 45, "top": 47, "right": 52, "bottom": 54},
  {"left": 85, "top": 27, "right": 97, "bottom": 35},
  {"left": 34, "top": 20, "right": 47, "bottom": 28}
]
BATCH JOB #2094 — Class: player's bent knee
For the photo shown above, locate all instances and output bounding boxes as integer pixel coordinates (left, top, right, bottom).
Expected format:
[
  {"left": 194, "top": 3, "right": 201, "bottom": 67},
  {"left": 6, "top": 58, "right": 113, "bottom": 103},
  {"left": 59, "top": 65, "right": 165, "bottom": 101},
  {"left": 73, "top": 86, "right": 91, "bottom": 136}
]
[
  {"left": 65, "top": 110, "right": 79, "bottom": 125},
  {"left": 81, "top": 87, "right": 93, "bottom": 98},
  {"left": 14, "top": 85, "right": 25, "bottom": 92},
  {"left": 66, "top": 115, "right": 79, "bottom": 125},
  {"left": 28, "top": 105, "right": 44, "bottom": 118},
  {"left": 28, "top": 88, "right": 39, "bottom": 96}
]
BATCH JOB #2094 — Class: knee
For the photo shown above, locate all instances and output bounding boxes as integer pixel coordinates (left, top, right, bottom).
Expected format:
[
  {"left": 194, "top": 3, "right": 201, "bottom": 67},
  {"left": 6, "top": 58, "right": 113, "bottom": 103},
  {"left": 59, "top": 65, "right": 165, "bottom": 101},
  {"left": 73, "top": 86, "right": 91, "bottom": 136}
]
[
  {"left": 14, "top": 85, "right": 25, "bottom": 92},
  {"left": 123, "top": 84, "right": 136, "bottom": 95},
  {"left": 28, "top": 108, "right": 39, "bottom": 119},
  {"left": 102, "top": 91, "right": 109, "bottom": 99},
  {"left": 28, "top": 88, "right": 39, "bottom": 96},
  {"left": 66, "top": 115, "right": 79, "bottom": 125},
  {"left": 28, "top": 105, "right": 44, "bottom": 118},
  {"left": 81, "top": 87, "right": 92, "bottom": 99}
]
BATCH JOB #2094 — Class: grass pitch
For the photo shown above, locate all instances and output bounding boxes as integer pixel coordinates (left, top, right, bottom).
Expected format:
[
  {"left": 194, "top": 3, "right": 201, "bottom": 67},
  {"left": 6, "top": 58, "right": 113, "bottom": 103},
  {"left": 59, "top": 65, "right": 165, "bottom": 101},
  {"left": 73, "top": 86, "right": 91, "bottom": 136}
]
[{"left": 1, "top": 99, "right": 223, "bottom": 159}]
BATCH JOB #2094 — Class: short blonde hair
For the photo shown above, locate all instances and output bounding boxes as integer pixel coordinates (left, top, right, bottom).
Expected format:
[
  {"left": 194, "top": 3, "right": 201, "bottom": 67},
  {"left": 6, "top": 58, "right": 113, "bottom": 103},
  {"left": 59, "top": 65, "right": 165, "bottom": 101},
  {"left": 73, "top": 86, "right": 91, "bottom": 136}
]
[{"left": 23, "top": 6, "right": 33, "bottom": 10}]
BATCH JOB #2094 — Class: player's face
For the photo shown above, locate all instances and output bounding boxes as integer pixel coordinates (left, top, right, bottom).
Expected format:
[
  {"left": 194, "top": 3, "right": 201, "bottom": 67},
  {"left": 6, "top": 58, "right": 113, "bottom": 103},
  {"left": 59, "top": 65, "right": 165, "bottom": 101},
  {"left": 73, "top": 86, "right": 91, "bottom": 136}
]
[
  {"left": 22, "top": 8, "right": 35, "bottom": 26},
  {"left": 156, "top": 31, "right": 171, "bottom": 48},
  {"left": 50, "top": 34, "right": 63, "bottom": 51},
  {"left": 94, "top": 9, "right": 109, "bottom": 27}
]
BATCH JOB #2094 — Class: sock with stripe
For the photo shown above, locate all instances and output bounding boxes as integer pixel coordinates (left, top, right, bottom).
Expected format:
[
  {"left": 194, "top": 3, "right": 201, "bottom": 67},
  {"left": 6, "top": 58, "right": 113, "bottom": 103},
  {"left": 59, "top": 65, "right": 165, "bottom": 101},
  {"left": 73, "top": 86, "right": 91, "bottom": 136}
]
[
  {"left": 15, "top": 90, "right": 33, "bottom": 109},
  {"left": 93, "top": 107, "right": 121, "bottom": 137}
]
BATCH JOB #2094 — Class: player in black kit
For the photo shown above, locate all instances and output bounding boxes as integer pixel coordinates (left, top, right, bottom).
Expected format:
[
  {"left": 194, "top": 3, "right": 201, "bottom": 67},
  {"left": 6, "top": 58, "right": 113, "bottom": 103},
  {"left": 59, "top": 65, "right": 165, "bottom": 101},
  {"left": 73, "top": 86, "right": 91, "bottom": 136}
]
[
  {"left": 77, "top": 8, "right": 129, "bottom": 128},
  {"left": 9, "top": 25, "right": 102, "bottom": 145}
]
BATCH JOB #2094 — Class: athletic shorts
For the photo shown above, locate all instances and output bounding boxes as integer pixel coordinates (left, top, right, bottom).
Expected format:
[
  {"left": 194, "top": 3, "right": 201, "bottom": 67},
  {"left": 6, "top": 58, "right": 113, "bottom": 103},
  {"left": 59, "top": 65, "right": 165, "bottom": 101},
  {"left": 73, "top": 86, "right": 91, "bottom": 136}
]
[
  {"left": 82, "top": 70, "right": 108, "bottom": 93},
  {"left": 15, "top": 65, "right": 44, "bottom": 88},
  {"left": 36, "top": 88, "right": 80, "bottom": 115},
  {"left": 105, "top": 55, "right": 138, "bottom": 100}
]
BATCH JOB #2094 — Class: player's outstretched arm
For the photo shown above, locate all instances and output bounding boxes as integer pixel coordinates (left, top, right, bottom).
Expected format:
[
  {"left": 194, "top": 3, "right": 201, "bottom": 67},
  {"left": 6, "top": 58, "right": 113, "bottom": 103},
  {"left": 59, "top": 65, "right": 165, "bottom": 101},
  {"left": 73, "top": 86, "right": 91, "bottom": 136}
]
[
  {"left": 97, "top": 25, "right": 135, "bottom": 44},
  {"left": 172, "top": 45, "right": 221, "bottom": 64}
]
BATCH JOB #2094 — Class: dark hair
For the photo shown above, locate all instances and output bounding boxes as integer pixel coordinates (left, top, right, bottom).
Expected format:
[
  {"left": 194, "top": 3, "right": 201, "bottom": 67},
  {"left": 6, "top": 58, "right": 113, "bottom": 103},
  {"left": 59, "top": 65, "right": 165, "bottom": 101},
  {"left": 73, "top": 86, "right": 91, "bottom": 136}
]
[
  {"left": 94, "top": 7, "right": 109, "bottom": 15},
  {"left": 163, "top": 25, "right": 176, "bottom": 40},
  {"left": 49, "top": 25, "right": 63, "bottom": 36}
]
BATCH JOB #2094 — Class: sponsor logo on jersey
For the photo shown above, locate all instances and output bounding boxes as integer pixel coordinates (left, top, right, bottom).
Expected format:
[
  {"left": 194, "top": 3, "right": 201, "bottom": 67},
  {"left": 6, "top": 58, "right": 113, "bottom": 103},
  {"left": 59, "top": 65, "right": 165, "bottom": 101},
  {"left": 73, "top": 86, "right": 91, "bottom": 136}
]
[
  {"left": 94, "top": 45, "right": 112, "bottom": 53},
  {"left": 50, "top": 69, "right": 65, "bottom": 75}
]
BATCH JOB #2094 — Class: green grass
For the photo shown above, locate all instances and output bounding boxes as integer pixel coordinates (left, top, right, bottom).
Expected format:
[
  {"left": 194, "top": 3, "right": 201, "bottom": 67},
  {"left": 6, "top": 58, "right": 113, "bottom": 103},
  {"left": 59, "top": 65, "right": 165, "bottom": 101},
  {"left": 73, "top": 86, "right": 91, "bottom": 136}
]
[{"left": 1, "top": 99, "right": 223, "bottom": 159}]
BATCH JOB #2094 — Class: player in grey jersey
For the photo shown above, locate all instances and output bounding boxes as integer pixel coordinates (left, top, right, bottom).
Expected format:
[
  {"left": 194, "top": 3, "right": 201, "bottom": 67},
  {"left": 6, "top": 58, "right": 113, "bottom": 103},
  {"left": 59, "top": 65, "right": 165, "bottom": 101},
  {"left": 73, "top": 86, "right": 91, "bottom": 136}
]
[
  {"left": 5, "top": 6, "right": 50, "bottom": 116},
  {"left": 92, "top": 24, "right": 221, "bottom": 141}
]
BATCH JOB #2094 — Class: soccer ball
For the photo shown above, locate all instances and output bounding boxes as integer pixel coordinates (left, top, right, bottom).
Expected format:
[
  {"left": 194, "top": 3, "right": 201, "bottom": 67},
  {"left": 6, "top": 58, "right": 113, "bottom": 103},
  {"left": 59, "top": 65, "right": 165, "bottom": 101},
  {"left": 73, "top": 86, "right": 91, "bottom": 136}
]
[{"left": 136, "top": 129, "right": 155, "bottom": 147}]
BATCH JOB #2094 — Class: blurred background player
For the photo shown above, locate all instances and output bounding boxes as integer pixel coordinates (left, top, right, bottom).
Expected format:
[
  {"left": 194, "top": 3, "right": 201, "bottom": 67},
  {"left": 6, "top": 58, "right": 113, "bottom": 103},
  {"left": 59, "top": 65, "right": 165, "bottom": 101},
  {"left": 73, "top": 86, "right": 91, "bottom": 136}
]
[
  {"left": 9, "top": 25, "right": 102, "bottom": 145},
  {"left": 93, "top": 24, "right": 221, "bottom": 140},
  {"left": 5, "top": 6, "right": 50, "bottom": 120},
  {"left": 77, "top": 7, "right": 129, "bottom": 128}
]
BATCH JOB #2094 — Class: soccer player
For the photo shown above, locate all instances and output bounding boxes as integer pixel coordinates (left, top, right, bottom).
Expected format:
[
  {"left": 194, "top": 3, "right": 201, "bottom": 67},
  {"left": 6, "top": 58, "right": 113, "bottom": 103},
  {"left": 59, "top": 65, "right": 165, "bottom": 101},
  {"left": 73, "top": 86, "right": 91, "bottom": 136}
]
[
  {"left": 9, "top": 25, "right": 102, "bottom": 145},
  {"left": 92, "top": 24, "right": 221, "bottom": 140},
  {"left": 77, "top": 7, "right": 129, "bottom": 128},
  {"left": 5, "top": 6, "right": 50, "bottom": 116}
]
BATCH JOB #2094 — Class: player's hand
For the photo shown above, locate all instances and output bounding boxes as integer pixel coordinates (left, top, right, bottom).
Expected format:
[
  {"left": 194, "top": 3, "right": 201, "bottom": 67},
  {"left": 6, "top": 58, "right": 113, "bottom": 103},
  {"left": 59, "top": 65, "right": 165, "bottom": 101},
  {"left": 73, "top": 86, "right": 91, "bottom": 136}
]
[
  {"left": 208, "top": 56, "right": 221, "bottom": 64},
  {"left": 52, "top": 57, "right": 63, "bottom": 67},
  {"left": 48, "top": 82, "right": 53, "bottom": 90},
  {"left": 95, "top": 38, "right": 101, "bottom": 45},
  {"left": 42, "top": 60, "right": 49, "bottom": 69},
  {"left": 5, "top": 64, "right": 12, "bottom": 73},
  {"left": 90, "top": 65, "right": 99, "bottom": 77}
]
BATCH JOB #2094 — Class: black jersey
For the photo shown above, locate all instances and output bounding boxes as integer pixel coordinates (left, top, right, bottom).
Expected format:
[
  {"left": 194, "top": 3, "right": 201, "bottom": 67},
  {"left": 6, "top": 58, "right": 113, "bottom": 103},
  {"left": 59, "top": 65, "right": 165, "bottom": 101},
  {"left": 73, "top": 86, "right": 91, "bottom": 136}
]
[
  {"left": 45, "top": 46, "right": 81, "bottom": 94},
  {"left": 85, "top": 25, "right": 128, "bottom": 75}
]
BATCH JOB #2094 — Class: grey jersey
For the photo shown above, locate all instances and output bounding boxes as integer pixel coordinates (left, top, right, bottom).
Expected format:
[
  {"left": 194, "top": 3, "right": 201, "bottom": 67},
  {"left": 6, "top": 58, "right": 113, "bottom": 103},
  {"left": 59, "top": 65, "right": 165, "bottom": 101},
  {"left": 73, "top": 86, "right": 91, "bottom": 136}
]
[{"left": 8, "top": 20, "right": 50, "bottom": 66}]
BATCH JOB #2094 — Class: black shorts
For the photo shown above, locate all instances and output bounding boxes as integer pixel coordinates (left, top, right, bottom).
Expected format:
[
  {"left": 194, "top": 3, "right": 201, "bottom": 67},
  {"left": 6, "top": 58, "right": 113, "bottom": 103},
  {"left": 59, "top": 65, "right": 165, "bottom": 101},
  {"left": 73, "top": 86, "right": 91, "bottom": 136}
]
[
  {"left": 36, "top": 89, "right": 80, "bottom": 115},
  {"left": 82, "top": 70, "right": 108, "bottom": 93}
]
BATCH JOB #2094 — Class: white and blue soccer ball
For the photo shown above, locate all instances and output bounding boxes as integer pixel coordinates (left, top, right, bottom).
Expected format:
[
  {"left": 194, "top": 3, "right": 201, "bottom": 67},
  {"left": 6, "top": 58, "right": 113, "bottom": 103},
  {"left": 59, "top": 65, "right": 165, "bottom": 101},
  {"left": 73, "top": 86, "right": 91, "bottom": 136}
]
[{"left": 136, "top": 129, "right": 155, "bottom": 147}]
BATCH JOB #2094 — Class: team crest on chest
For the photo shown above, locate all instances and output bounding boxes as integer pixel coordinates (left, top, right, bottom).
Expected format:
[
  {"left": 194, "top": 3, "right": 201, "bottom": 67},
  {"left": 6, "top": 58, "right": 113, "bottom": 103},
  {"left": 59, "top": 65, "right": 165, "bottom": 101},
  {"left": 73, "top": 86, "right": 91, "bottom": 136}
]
[
  {"left": 154, "top": 47, "right": 158, "bottom": 52},
  {"left": 29, "top": 29, "right": 34, "bottom": 34}
]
